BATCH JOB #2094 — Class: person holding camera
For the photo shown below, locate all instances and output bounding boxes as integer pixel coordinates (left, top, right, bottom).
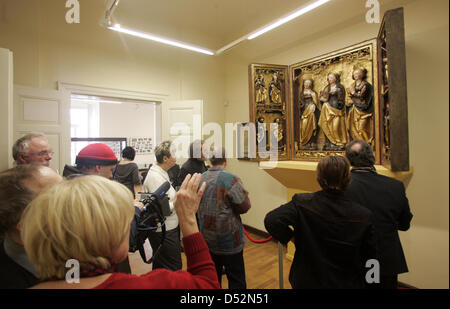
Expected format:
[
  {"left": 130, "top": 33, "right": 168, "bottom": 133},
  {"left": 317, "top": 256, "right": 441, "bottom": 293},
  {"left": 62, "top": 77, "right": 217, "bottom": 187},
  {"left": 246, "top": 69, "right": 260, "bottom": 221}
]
[
  {"left": 22, "top": 173, "right": 219, "bottom": 289},
  {"left": 142, "top": 141, "right": 181, "bottom": 271}
]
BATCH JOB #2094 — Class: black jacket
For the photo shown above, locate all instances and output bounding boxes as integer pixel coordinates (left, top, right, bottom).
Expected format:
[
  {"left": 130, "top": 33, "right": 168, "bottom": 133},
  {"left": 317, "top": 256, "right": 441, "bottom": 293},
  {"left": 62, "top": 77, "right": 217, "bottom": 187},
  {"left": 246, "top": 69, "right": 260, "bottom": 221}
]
[
  {"left": 62, "top": 165, "right": 86, "bottom": 178},
  {"left": 265, "top": 190, "right": 377, "bottom": 289},
  {"left": 113, "top": 163, "right": 141, "bottom": 197},
  {"left": 0, "top": 241, "right": 39, "bottom": 289},
  {"left": 344, "top": 169, "right": 413, "bottom": 276},
  {"left": 175, "top": 158, "right": 208, "bottom": 188}
]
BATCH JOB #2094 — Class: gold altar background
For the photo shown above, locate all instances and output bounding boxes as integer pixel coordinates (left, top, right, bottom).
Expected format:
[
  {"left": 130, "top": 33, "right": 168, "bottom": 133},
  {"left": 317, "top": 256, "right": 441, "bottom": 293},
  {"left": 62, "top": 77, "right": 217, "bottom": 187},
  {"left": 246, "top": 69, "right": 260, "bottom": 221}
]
[{"left": 290, "top": 40, "right": 379, "bottom": 161}]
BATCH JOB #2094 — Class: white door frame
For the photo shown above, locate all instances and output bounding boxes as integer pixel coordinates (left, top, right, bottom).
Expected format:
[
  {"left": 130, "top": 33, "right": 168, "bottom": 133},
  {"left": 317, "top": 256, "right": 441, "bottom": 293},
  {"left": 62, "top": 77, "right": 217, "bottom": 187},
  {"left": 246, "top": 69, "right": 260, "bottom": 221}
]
[
  {"left": 58, "top": 82, "right": 169, "bottom": 147},
  {"left": 58, "top": 82, "right": 169, "bottom": 103},
  {"left": 0, "top": 48, "right": 13, "bottom": 170},
  {"left": 13, "top": 85, "right": 71, "bottom": 174}
]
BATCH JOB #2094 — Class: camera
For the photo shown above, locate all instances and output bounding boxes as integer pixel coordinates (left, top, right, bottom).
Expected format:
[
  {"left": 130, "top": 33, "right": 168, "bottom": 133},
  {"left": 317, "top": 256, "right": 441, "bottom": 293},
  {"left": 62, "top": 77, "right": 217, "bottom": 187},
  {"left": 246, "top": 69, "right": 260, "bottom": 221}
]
[
  {"left": 129, "top": 181, "right": 171, "bottom": 264},
  {"left": 137, "top": 192, "right": 171, "bottom": 229}
]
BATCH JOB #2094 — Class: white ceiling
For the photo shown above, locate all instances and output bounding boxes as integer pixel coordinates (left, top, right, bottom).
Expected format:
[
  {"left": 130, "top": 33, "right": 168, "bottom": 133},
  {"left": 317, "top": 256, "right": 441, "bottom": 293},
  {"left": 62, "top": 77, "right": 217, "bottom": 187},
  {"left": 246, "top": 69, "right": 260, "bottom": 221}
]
[
  {"left": 110, "top": 0, "right": 410, "bottom": 57},
  {"left": 115, "top": 0, "right": 310, "bottom": 47}
]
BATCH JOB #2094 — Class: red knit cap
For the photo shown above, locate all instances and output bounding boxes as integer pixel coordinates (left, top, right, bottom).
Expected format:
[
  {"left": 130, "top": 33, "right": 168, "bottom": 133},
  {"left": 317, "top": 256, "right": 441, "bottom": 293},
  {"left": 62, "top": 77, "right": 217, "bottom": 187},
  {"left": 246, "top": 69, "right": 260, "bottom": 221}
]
[{"left": 75, "top": 143, "right": 118, "bottom": 166}]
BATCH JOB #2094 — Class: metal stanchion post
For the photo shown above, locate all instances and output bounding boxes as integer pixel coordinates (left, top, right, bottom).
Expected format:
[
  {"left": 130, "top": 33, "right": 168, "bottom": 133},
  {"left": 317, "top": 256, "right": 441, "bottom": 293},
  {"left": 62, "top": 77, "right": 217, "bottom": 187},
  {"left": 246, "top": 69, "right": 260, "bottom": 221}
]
[{"left": 278, "top": 242, "right": 284, "bottom": 289}]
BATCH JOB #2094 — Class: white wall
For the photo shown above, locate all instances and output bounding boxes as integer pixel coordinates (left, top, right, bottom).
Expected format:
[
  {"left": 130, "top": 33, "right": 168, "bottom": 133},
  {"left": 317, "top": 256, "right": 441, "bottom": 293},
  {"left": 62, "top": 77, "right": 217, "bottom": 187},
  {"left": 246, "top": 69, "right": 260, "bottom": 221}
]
[
  {"left": 0, "top": 0, "right": 226, "bottom": 169},
  {"left": 99, "top": 101, "right": 158, "bottom": 166}
]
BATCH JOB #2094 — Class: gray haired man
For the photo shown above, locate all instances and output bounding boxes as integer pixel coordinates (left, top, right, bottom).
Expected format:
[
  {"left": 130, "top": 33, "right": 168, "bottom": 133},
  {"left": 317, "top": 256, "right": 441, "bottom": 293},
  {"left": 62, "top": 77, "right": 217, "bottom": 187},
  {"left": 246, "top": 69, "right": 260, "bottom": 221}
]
[
  {"left": 344, "top": 139, "right": 413, "bottom": 289},
  {"left": 12, "top": 133, "right": 53, "bottom": 167}
]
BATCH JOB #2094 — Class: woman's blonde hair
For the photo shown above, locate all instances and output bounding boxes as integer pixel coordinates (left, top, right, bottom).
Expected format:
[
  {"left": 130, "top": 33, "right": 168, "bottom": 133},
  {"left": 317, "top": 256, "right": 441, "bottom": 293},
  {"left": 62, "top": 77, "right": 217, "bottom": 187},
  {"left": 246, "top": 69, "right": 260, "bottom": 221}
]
[{"left": 21, "top": 175, "right": 135, "bottom": 280}]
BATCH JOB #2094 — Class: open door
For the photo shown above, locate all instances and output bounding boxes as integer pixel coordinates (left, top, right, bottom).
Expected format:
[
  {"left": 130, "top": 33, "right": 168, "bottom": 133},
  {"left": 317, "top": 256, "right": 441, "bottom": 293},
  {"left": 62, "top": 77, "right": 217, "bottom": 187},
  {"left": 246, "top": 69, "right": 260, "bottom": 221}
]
[
  {"left": 162, "top": 100, "right": 203, "bottom": 161},
  {"left": 377, "top": 7, "right": 410, "bottom": 171},
  {"left": 14, "top": 85, "right": 71, "bottom": 174}
]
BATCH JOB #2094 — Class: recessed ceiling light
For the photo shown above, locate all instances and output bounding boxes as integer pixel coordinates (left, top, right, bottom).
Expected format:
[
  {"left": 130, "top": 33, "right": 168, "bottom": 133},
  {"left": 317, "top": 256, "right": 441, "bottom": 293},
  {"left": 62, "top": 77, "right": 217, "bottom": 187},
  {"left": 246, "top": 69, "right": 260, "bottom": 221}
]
[
  {"left": 103, "top": 0, "right": 332, "bottom": 56},
  {"left": 108, "top": 24, "right": 215, "bottom": 56},
  {"left": 247, "top": 0, "right": 331, "bottom": 40}
]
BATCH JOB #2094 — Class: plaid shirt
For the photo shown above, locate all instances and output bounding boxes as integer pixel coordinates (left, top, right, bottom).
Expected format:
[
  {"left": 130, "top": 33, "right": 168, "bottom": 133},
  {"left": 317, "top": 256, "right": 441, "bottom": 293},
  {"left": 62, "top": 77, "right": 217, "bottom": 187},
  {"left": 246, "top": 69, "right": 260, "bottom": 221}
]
[{"left": 198, "top": 167, "right": 251, "bottom": 255}]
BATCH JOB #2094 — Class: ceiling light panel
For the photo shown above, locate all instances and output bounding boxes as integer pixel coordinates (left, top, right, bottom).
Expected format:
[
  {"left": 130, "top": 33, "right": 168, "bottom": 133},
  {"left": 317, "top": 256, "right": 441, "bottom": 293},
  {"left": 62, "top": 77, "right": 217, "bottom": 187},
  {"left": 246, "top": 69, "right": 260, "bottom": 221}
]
[{"left": 104, "top": 0, "right": 332, "bottom": 55}]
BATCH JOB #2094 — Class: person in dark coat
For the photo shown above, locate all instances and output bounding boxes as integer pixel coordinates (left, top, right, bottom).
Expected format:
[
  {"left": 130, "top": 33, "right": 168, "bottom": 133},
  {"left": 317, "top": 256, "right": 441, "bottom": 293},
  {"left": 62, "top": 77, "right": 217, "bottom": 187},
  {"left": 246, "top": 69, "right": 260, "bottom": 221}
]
[
  {"left": 167, "top": 163, "right": 180, "bottom": 188},
  {"left": 113, "top": 146, "right": 141, "bottom": 198},
  {"left": 174, "top": 140, "right": 208, "bottom": 189},
  {"left": 344, "top": 139, "right": 413, "bottom": 289},
  {"left": 264, "top": 156, "right": 377, "bottom": 289},
  {"left": 63, "top": 143, "right": 118, "bottom": 180}
]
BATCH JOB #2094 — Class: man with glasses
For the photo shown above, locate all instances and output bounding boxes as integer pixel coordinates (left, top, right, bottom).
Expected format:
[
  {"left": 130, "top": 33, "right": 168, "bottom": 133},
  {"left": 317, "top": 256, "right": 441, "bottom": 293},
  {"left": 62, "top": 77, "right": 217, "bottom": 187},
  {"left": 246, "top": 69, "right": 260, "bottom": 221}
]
[{"left": 12, "top": 133, "right": 53, "bottom": 167}]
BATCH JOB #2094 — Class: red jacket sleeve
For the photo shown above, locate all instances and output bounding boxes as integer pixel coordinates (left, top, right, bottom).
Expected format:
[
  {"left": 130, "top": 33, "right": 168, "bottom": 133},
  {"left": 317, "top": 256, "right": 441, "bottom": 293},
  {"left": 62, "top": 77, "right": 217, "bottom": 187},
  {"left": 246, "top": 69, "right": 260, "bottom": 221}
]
[
  {"left": 94, "top": 233, "right": 220, "bottom": 289},
  {"left": 175, "top": 232, "right": 220, "bottom": 288}
]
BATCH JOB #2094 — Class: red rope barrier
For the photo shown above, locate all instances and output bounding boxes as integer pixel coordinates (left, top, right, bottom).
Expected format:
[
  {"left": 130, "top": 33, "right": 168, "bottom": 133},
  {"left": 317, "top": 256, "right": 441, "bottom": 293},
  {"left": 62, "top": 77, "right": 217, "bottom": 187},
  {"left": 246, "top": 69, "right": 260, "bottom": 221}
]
[{"left": 243, "top": 227, "right": 273, "bottom": 243}]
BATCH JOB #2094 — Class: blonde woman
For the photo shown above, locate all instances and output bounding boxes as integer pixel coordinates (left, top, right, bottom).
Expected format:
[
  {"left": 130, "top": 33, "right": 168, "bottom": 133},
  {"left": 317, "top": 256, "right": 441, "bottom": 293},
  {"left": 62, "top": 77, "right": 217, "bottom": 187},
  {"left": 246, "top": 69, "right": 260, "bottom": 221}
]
[{"left": 21, "top": 174, "right": 219, "bottom": 289}]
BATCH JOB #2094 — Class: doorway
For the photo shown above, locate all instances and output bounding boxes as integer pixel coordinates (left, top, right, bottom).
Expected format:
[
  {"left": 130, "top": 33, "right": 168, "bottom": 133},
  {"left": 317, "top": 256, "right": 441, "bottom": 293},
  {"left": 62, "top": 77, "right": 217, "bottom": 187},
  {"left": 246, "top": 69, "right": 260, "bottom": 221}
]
[{"left": 69, "top": 93, "right": 161, "bottom": 169}]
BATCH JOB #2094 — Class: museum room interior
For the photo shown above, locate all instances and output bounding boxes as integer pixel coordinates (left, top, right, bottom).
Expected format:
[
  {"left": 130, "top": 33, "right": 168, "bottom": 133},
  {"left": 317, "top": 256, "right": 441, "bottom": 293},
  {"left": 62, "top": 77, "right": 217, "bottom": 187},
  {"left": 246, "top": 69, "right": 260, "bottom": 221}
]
[{"left": 0, "top": 0, "right": 448, "bottom": 289}]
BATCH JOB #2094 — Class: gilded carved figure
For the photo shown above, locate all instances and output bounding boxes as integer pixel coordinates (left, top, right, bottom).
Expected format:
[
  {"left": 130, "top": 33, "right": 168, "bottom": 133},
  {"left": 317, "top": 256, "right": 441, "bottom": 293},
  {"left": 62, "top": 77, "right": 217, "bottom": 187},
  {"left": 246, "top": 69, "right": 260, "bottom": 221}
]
[
  {"left": 318, "top": 73, "right": 348, "bottom": 150},
  {"left": 249, "top": 64, "right": 289, "bottom": 161},
  {"left": 346, "top": 68, "right": 374, "bottom": 144},
  {"left": 269, "top": 73, "right": 282, "bottom": 105},
  {"left": 255, "top": 74, "right": 268, "bottom": 104},
  {"left": 271, "top": 117, "right": 285, "bottom": 150},
  {"left": 299, "top": 79, "right": 321, "bottom": 149},
  {"left": 256, "top": 116, "right": 268, "bottom": 150}
]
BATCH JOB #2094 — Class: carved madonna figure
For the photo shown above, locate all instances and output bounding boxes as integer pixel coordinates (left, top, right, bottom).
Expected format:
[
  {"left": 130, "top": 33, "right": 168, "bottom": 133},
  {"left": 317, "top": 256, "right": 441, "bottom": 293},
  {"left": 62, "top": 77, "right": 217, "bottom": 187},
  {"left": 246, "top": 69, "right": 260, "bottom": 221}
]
[{"left": 318, "top": 73, "right": 348, "bottom": 150}]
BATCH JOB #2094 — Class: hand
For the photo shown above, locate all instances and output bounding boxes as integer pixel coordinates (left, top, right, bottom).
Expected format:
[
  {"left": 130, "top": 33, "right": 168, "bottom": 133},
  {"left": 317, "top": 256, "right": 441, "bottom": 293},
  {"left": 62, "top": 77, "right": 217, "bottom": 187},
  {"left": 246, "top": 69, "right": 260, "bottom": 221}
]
[
  {"left": 174, "top": 173, "right": 206, "bottom": 236},
  {"left": 134, "top": 200, "right": 144, "bottom": 210}
]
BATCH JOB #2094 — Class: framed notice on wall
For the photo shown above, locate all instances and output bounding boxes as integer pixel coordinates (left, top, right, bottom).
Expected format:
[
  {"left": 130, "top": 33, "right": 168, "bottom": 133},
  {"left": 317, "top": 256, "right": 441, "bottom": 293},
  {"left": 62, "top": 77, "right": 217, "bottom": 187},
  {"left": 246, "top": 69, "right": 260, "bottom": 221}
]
[{"left": 128, "top": 137, "right": 153, "bottom": 155}]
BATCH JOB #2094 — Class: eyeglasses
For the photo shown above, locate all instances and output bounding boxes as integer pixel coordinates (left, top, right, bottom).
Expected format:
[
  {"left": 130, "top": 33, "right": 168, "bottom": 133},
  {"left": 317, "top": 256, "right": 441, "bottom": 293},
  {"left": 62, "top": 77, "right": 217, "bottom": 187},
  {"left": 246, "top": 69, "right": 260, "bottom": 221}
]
[{"left": 25, "top": 151, "right": 54, "bottom": 158}]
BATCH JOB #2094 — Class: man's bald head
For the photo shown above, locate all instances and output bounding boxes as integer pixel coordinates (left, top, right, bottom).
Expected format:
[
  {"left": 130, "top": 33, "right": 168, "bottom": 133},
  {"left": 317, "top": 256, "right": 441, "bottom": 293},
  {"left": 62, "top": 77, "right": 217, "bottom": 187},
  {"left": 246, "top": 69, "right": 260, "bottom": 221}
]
[
  {"left": 350, "top": 142, "right": 362, "bottom": 153},
  {"left": 345, "top": 140, "right": 376, "bottom": 167},
  {"left": 0, "top": 164, "right": 62, "bottom": 238},
  {"left": 22, "top": 165, "right": 63, "bottom": 194}
]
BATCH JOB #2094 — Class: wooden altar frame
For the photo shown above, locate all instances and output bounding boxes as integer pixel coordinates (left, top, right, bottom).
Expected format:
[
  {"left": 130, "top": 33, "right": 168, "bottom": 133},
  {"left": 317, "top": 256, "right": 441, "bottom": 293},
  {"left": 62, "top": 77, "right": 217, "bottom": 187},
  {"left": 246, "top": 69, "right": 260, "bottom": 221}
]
[{"left": 247, "top": 8, "right": 409, "bottom": 172}]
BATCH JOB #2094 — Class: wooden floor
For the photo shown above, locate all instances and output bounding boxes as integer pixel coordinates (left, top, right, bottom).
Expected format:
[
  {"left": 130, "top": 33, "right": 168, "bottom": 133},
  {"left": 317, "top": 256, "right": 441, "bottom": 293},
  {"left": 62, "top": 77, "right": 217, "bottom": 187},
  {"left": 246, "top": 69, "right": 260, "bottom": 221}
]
[{"left": 128, "top": 231, "right": 292, "bottom": 289}]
